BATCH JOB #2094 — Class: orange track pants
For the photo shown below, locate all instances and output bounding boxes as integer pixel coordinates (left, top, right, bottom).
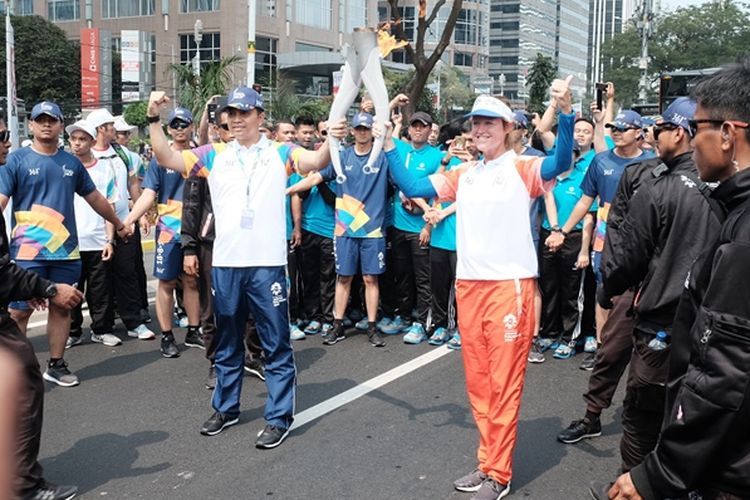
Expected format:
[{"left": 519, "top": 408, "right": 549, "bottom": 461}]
[{"left": 456, "top": 278, "right": 536, "bottom": 484}]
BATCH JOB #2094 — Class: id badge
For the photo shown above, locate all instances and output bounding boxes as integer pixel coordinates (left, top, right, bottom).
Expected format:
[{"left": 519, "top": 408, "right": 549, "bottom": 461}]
[{"left": 240, "top": 208, "right": 255, "bottom": 230}]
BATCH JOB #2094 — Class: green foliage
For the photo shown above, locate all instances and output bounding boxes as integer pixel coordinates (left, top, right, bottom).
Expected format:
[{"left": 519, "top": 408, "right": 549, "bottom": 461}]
[
  {"left": 526, "top": 53, "right": 558, "bottom": 115},
  {"left": 265, "top": 78, "right": 331, "bottom": 122},
  {"left": 123, "top": 101, "right": 148, "bottom": 130},
  {"left": 383, "top": 68, "right": 435, "bottom": 118},
  {"left": 601, "top": 1, "right": 750, "bottom": 107},
  {"left": 169, "top": 55, "right": 241, "bottom": 121},
  {"left": 0, "top": 15, "right": 81, "bottom": 116},
  {"left": 434, "top": 65, "right": 475, "bottom": 122}
]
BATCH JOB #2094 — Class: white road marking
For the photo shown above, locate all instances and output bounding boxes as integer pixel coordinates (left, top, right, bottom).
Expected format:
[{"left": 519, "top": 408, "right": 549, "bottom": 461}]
[{"left": 290, "top": 345, "right": 454, "bottom": 431}]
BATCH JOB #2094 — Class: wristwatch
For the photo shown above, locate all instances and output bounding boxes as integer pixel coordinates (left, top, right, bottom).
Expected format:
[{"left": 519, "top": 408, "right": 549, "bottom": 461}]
[
  {"left": 551, "top": 225, "right": 561, "bottom": 232},
  {"left": 43, "top": 283, "right": 58, "bottom": 299},
  {"left": 147, "top": 115, "right": 161, "bottom": 124}
]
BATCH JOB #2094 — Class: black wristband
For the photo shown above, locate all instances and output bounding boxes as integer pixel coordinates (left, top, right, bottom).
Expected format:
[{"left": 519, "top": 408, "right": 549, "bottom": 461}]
[
  {"left": 561, "top": 228, "right": 569, "bottom": 236},
  {"left": 147, "top": 115, "right": 161, "bottom": 124}
]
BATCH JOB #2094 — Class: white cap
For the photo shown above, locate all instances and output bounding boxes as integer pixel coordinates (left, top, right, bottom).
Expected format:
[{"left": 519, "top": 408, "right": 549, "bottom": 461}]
[
  {"left": 87, "top": 108, "right": 115, "bottom": 129},
  {"left": 114, "top": 115, "right": 136, "bottom": 132},
  {"left": 21, "top": 139, "right": 32, "bottom": 148},
  {"left": 65, "top": 119, "right": 96, "bottom": 140},
  {"left": 464, "top": 95, "right": 514, "bottom": 122}
]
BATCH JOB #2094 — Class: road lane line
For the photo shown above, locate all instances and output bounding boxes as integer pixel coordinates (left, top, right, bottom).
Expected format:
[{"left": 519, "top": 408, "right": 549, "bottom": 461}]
[{"left": 291, "top": 345, "right": 453, "bottom": 431}]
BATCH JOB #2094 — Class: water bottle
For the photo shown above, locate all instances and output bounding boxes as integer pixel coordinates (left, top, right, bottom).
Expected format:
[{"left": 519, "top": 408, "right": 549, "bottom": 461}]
[{"left": 648, "top": 331, "right": 669, "bottom": 351}]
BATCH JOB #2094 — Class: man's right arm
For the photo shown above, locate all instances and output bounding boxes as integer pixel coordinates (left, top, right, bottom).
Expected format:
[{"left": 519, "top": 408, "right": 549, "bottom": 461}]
[{"left": 148, "top": 94, "right": 187, "bottom": 174}]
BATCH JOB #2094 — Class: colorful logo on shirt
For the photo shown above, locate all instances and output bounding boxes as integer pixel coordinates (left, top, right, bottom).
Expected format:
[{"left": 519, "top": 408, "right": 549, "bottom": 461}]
[
  {"left": 12, "top": 204, "right": 75, "bottom": 260},
  {"left": 594, "top": 202, "right": 611, "bottom": 252},
  {"left": 156, "top": 199, "right": 183, "bottom": 243},
  {"left": 335, "top": 194, "right": 383, "bottom": 238}
]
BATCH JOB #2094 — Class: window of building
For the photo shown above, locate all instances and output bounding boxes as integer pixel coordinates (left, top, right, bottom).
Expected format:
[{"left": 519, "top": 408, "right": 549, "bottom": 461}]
[
  {"left": 296, "top": 0, "right": 332, "bottom": 29},
  {"left": 453, "top": 52, "right": 473, "bottom": 67},
  {"left": 254, "top": 36, "right": 277, "bottom": 88},
  {"left": 396, "top": 6, "right": 416, "bottom": 41},
  {"left": 3, "top": 0, "right": 34, "bottom": 14},
  {"left": 378, "top": 5, "right": 388, "bottom": 22},
  {"left": 48, "top": 0, "right": 79, "bottom": 21},
  {"left": 180, "top": 0, "right": 220, "bottom": 13},
  {"left": 489, "top": 56, "right": 518, "bottom": 65},
  {"left": 179, "top": 32, "right": 221, "bottom": 66},
  {"left": 490, "top": 21, "right": 519, "bottom": 31},
  {"left": 102, "top": 0, "right": 154, "bottom": 18},
  {"left": 295, "top": 42, "right": 332, "bottom": 52},
  {"left": 263, "top": 0, "right": 276, "bottom": 17},
  {"left": 490, "top": 3, "right": 519, "bottom": 13},
  {"left": 454, "top": 8, "right": 484, "bottom": 45},
  {"left": 339, "top": 0, "right": 366, "bottom": 33}
]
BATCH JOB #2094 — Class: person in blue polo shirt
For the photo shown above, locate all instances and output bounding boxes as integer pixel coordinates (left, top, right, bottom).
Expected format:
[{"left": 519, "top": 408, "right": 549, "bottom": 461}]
[
  {"left": 536, "top": 142, "right": 597, "bottom": 361},
  {"left": 0, "top": 101, "right": 130, "bottom": 388},
  {"left": 126, "top": 107, "right": 202, "bottom": 359},
  {"left": 385, "top": 111, "right": 444, "bottom": 344}
]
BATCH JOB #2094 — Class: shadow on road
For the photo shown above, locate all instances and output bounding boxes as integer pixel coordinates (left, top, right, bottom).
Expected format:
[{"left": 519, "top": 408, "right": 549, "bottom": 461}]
[
  {"left": 40, "top": 430, "right": 171, "bottom": 494},
  {"left": 293, "top": 346, "right": 325, "bottom": 373},
  {"left": 368, "top": 390, "right": 475, "bottom": 430}
]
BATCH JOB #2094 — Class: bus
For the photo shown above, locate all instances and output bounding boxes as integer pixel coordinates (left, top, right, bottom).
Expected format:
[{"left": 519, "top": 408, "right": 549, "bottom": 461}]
[{"left": 659, "top": 68, "right": 719, "bottom": 113}]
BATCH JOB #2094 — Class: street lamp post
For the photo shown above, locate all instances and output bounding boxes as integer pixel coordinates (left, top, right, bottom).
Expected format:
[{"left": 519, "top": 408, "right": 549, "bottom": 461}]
[{"left": 498, "top": 73, "right": 506, "bottom": 96}]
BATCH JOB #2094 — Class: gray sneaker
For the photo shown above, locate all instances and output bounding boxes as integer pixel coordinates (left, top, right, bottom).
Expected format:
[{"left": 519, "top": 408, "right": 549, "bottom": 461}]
[
  {"left": 90, "top": 332, "right": 122, "bottom": 346},
  {"left": 453, "top": 468, "right": 488, "bottom": 493},
  {"left": 43, "top": 359, "right": 80, "bottom": 387},
  {"left": 527, "top": 341, "right": 545, "bottom": 363},
  {"left": 471, "top": 478, "right": 511, "bottom": 500}
]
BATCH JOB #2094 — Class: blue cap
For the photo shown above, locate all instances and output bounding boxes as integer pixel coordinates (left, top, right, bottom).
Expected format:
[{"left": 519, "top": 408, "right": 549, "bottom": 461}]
[
  {"left": 31, "top": 101, "right": 63, "bottom": 121},
  {"left": 351, "top": 112, "right": 374, "bottom": 129},
  {"left": 168, "top": 107, "right": 193, "bottom": 126},
  {"left": 513, "top": 111, "right": 528, "bottom": 129},
  {"left": 605, "top": 110, "right": 643, "bottom": 131},
  {"left": 659, "top": 97, "right": 696, "bottom": 132},
  {"left": 641, "top": 116, "right": 658, "bottom": 127},
  {"left": 224, "top": 86, "right": 264, "bottom": 113}
]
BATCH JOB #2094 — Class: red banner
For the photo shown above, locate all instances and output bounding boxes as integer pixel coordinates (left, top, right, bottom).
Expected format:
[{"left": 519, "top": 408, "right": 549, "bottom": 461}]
[{"left": 81, "top": 28, "right": 100, "bottom": 107}]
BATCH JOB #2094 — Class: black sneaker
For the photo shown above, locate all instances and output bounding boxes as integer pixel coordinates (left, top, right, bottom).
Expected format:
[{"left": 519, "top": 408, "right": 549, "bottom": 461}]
[
  {"left": 580, "top": 352, "right": 596, "bottom": 371},
  {"left": 22, "top": 482, "right": 78, "bottom": 500},
  {"left": 321, "top": 323, "right": 345, "bottom": 345},
  {"left": 185, "top": 330, "right": 206, "bottom": 350},
  {"left": 160, "top": 334, "right": 180, "bottom": 358},
  {"left": 43, "top": 360, "right": 79, "bottom": 387},
  {"left": 367, "top": 328, "right": 386, "bottom": 347},
  {"left": 255, "top": 424, "right": 290, "bottom": 449},
  {"left": 200, "top": 411, "right": 239, "bottom": 436},
  {"left": 244, "top": 358, "right": 266, "bottom": 381},
  {"left": 557, "top": 416, "right": 602, "bottom": 444},
  {"left": 205, "top": 364, "right": 216, "bottom": 390}
]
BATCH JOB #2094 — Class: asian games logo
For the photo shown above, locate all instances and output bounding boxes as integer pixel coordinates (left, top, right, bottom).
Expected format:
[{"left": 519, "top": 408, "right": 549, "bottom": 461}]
[
  {"left": 270, "top": 282, "right": 286, "bottom": 308},
  {"left": 503, "top": 313, "right": 519, "bottom": 342}
]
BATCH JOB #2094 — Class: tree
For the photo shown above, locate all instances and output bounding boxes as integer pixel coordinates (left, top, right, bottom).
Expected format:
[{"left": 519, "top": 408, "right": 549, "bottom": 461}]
[
  {"left": 0, "top": 15, "right": 80, "bottom": 116},
  {"left": 385, "top": 0, "right": 464, "bottom": 115},
  {"left": 526, "top": 53, "right": 557, "bottom": 115},
  {"left": 265, "top": 78, "right": 332, "bottom": 121},
  {"left": 123, "top": 101, "right": 148, "bottom": 130},
  {"left": 169, "top": 55, "right": 241, "bottom": 121},
  {"left": 383, "top": 67, "right": 434, "bottom": 117},
  {"left": 601, "top": 1, "right": 750, "bottom": 107}
]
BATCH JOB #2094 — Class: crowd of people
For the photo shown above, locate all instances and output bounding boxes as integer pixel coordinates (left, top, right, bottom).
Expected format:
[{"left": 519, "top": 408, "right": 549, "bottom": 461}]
[{"left": 1, "top": 55, "right": 749, "bottom": 500}]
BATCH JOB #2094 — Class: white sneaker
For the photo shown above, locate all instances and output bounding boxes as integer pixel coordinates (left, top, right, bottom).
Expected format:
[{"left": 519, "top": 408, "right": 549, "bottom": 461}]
[
  {"left": 90, "top": 332, "right": 122, "bottom": 346},
  {"left": 128, "top": 324, "right": 156, "bottom": 340},
  {"left": 290, "top": 323, "right": 305, "bottom": 341}
]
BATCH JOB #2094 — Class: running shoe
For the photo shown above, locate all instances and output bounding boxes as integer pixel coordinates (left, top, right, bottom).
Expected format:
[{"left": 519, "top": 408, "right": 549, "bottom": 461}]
[
  {"left": 584, "top": 336, "right": 598, "bottom": 353},
  {"left": 128, "top": 323, "right": 156, "bottom": 340},
  {"left": 244, "top": 358, "right": 266, "bottom": 381},
  {"left": 65, "top": 335, "right": 83, "bottom": 350},
  {"left": 355, "top": 317, "right": 369, "bottom": 330},
  {"left": 200, "top": 411, "right": 238, "bottom": 436},
  {"left": 43, "top": 359, "right": 79, "bottom": 387},
  {"left": 255, "top": 424, "right": 290, "bottom": 449},
  {"left": 579, "top": 352, "right": 596, "bottom": 371},
  {"left": 557, "top": 416, "right": 602, "bottom": 444},
  {"left": 376, "top": 316, "right": 393, "bottom": 332},
  {"left": 527, "top": 341, "right": 545, "bottom": 363},
  {"left": 447, "top": 330, "right": 462, "bottom": 350},
  {"left": 553, "top": 342, "right": 575, "bottom": 359},
  {"left": 428, "top": 327, "right": 450, "bottom": 346},
  {"left": 160, "top": 334, "right": 180, "bottom": 358},
  {"left": 403, "top": 323, "right": 427, "bottom": 344},
  {"left": 380, "top": 315, "right": 408, "bottom": 335},
  {"left": 90, "top": 332, "right": 122, "bottom": 346},
  {"left": 471, "top": 478, "right": 511, "bottom": 500},
  {"left": 185, "top": 329, "right": 206, "bottom": 349},
  {"left": 290, "top": 323, "right": 305, "bottom": 341},
  {"left": 453, "top": 468, "right": 487, "bottom": 492},
  {"left": 303, "top": 320, "right": 322, "bottom": 335}
]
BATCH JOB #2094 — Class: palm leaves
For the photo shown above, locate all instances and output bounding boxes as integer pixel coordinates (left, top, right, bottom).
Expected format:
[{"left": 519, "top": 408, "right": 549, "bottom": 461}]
[{"left": 169, "top": 55, "right": 241, "bottom": 121}]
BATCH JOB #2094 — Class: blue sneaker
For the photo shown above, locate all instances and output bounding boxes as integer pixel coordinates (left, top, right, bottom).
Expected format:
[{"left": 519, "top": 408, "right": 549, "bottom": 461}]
[
  {"left": 381, "top": 315, "right": 408, "bottom": 335},
  {"left": 342, "top": 316, "right": 353, "bottom": 328},
  {"left": 290, "top": 323, "right": 305, "bottom": 341},
  {"left": 355, "top": 317, "right": 369, "bottom": 330},
  {"left": 428, "top": 327, "right": 450, "bottom": 346},
  {"left": 584, "top": 336, "right": 597, "bottom": 353},
  {"left": 537, "top": 338, "right": 558, "bottom": 352},
  {"left": 447, "top": 330, "right": 461, "bottom": 350},
  {"left": 553, "top": 342, "right": 575, "bottom": 359},
  {"left": 348, "top": 308, "right": 365, "bottom": 322},
  {"left": 304, "top": 321, "right": 322, "bottom": 335},
  {"left": 403, "top": 323, "right": 427, "bottom": 344},
  {"left": 376, "top": 316, "right": 392, "bottom": 331}
]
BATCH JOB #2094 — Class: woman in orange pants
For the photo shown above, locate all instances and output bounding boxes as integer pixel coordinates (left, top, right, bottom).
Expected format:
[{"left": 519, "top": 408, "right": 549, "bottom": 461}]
[{"left": 382, "top": 76, "right": 575, "bottom": 499}]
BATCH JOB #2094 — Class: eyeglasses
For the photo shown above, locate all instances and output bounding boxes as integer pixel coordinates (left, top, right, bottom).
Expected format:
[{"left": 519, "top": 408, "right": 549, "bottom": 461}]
[
  {"left": 688, "top": 119, "right": 749, "bottom": 135},
  {"left": 170, "top": 121, "right": 191, "bottom": 130},
  {"left": 219, "top": 123, "right": 230, "bottom": 131},
  {"left": 653, "top": 124, "right": 680, "bottom": 140},
  {"left": 0, "top": 130, "right": 9, "bottom": 143}
]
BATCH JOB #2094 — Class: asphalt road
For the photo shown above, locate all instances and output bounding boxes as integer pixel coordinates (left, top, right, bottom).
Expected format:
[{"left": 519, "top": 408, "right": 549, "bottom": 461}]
[{"left": 27, "top": 254, "right": 627, "bottom": 499}]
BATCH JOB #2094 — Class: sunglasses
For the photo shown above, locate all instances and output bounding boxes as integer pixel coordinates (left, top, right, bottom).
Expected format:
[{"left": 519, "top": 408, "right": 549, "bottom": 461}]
[
  {"left": 653, "top": 124, "right": 680, "bottom": 140},
  {"left": 219, "top": 123, "right": 230, "bottom": 131},
  {"left": 320, "top": 130, "right": 328, "bottom": 136},
  {"left": 0, "top": 130, "right": 9, "bottom": 143},
  {"left": 688, "top": 119, "right": 750, "bottom": 135},
  {"left": 170, "top": 121, "right": 191, "bottom": 130}
]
